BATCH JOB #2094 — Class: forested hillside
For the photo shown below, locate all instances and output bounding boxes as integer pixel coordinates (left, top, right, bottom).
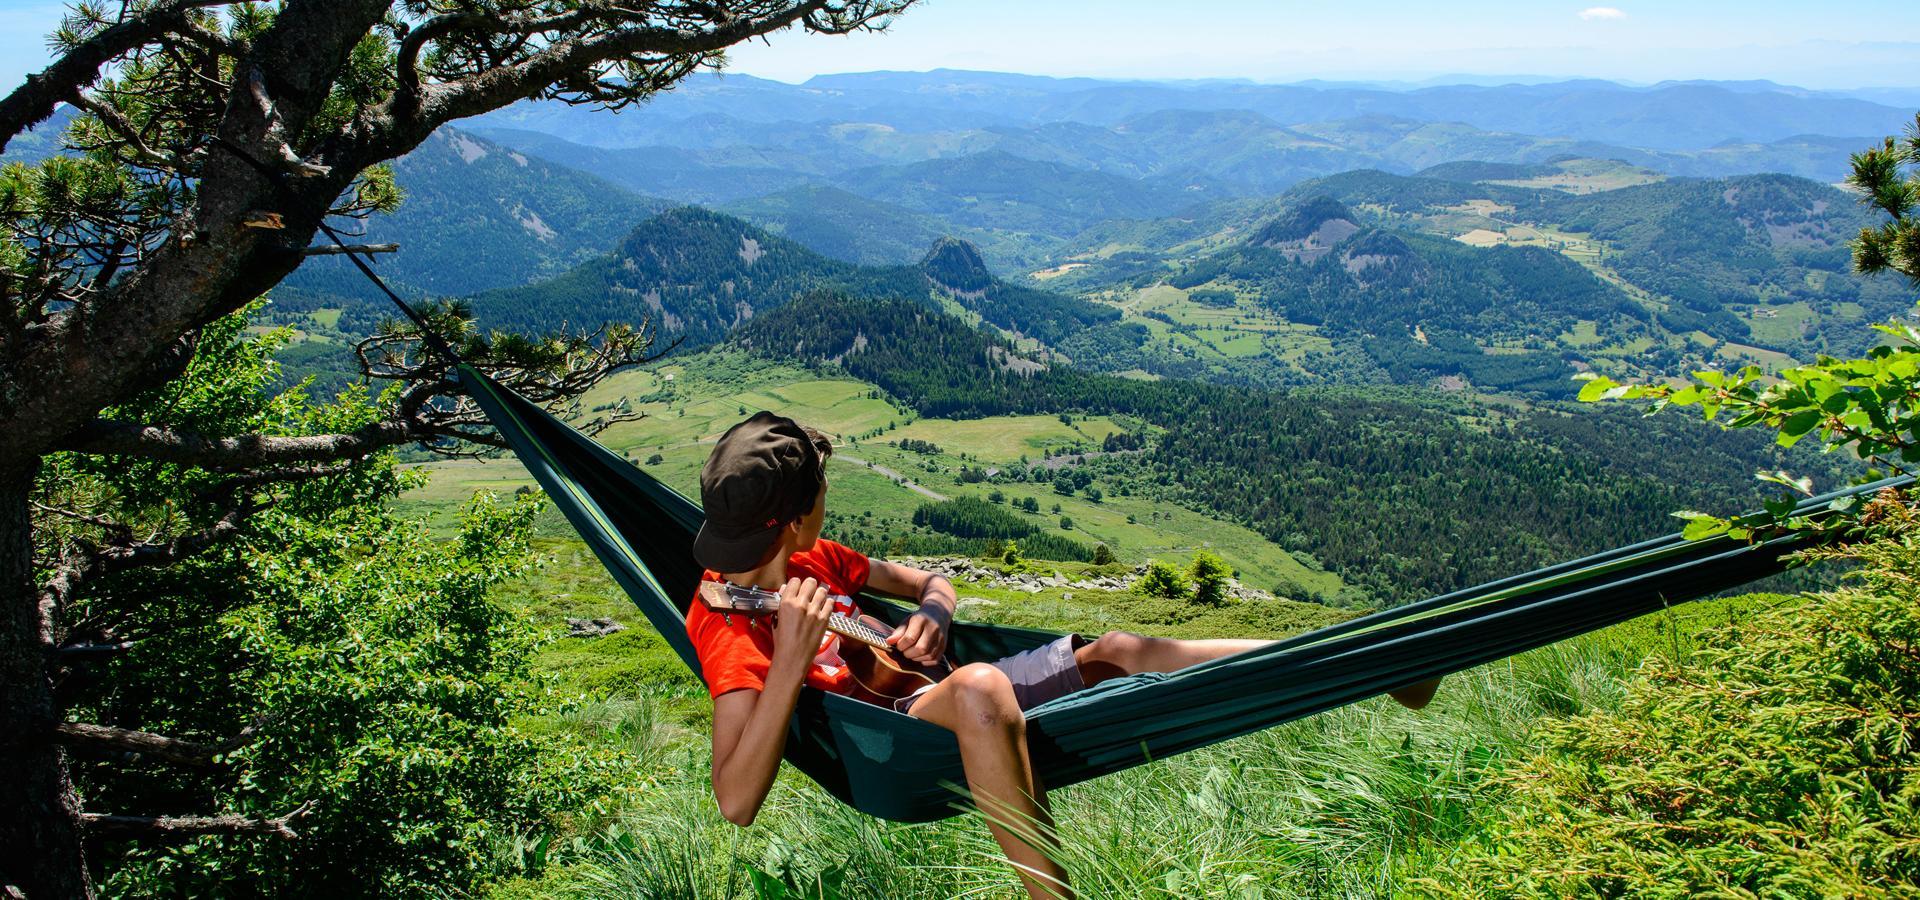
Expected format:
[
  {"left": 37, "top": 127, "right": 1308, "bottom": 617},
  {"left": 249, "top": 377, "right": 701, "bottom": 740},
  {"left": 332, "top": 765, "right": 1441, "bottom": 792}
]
[
  {"left": 467, "top": 208, "right": 1114, "bottom": 347},
  {"left": 285, "top": 128, "right": 666, "bottom": 304},
  {"left": 1537, "top": 174, "right": 1910, "bottom": 350}
]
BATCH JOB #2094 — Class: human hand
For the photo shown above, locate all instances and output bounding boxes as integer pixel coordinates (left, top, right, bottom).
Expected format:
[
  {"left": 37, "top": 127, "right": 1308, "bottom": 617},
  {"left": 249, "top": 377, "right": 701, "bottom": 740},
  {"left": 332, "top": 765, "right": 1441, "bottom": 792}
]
[
  {"left": 771, "top": 577, "right": 831, "bottom": 671},
  {"left": 887, "top": 604, "right": 951, "bottom": 666}
]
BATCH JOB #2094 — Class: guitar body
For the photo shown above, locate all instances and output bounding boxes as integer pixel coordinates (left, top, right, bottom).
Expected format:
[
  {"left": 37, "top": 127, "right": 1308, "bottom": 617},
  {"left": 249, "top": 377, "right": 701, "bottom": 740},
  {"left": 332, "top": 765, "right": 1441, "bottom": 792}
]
[{"left": 838, "top": 614, "right": 953, "bottom": 703}]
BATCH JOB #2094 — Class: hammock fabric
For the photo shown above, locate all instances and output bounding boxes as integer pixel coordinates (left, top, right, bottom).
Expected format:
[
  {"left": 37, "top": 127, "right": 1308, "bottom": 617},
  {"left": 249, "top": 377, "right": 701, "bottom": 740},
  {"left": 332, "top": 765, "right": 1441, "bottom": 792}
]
[{"left": 457, "top": 363, "right": 1910, "bottom": 823}]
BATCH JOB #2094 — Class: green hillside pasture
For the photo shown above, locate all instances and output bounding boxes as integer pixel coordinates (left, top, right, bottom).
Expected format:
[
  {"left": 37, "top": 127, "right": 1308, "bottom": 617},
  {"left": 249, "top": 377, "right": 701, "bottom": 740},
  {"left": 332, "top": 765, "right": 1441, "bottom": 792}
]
[
  {"left": 1714, "top": 340, "right": 1799, "bottom": 370},
  {"left": 889, "top": 414, "right": 1122, "bottom": 462},
  {"left": 564, "top": 360, "right": 905, "bottom": 466},
  {"left": 831, "top": 437, "right": 1342, "bottom": 598},
  {"left": 1485, "top": 158, "right": 1666, "bottom": 195},
  {"left": 1115, "top": 282, "right": 1333, "bottom": 364},
  {"left": 1743, "top": 299, "right": 1817, "bottom": 349},
  {"left": 1557, "top": 320, "right": 1604, "bottom": 348}
]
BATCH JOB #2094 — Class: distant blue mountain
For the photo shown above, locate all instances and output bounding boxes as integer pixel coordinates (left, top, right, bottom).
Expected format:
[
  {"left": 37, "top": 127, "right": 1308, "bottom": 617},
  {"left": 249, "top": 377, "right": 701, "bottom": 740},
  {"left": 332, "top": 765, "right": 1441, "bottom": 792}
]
[{"left": 473, "top": 69, "right": 1912, "bottom": 152}]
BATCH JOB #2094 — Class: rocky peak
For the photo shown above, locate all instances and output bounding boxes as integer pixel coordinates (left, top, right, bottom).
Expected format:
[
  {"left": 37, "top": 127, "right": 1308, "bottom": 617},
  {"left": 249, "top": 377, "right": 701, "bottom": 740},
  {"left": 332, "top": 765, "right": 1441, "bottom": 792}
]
[{"left": 920, "top": 237, "right": 994, "bottom": 293}]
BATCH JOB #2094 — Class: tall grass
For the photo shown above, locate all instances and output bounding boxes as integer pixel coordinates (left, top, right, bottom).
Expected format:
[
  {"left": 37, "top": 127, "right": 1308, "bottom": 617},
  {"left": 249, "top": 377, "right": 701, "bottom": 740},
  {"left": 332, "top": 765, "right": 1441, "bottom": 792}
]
[{"left": 540, "top": 615, "right": 1712, "bottom": 900}]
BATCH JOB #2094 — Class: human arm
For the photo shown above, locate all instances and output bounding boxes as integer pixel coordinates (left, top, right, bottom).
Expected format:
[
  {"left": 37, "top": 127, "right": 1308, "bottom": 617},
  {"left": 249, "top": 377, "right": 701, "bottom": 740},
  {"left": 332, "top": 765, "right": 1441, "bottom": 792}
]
[
  {"left": 866, "top": 558, "right": 956, "bottom": 666},
  {"left": 709, "top": 576, "right": 833, "bottom": 827}
]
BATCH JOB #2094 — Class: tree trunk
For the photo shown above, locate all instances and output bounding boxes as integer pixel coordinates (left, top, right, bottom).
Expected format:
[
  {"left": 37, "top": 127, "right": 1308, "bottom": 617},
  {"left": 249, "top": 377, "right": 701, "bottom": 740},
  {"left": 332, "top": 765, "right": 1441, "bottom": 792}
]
[{"left": 0, "top": 465, "right": 92, "bottom": 899}]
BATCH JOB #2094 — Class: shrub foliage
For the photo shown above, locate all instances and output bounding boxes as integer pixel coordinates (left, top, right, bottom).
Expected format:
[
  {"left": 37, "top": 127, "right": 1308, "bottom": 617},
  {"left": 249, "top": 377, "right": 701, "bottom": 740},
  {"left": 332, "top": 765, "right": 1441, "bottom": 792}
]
[{"left": 1421, "top": 502, "right": 1920, "bottom": 897}]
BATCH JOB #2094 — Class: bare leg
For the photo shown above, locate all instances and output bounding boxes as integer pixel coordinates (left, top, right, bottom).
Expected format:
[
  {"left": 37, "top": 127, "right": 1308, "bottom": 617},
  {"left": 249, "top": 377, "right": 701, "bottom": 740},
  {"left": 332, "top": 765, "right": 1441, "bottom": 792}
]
[
  {"left": 908, "top": 664, "right": 1073, "bottom": 900},
  {"left": 1074, "top": 632, "right": 1442, "bottom": 709}
]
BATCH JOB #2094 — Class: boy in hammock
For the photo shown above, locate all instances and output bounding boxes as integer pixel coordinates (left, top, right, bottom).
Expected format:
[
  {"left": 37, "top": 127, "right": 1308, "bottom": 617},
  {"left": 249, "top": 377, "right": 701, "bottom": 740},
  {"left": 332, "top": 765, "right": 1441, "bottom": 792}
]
[{"left": 688, "top": 412, "right": 1441, "bottom": 899}]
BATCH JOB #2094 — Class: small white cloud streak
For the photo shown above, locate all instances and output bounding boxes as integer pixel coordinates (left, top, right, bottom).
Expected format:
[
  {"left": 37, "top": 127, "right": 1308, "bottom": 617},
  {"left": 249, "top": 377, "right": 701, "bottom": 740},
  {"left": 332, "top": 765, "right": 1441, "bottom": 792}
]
[{"left": 1580, "top": 7, "right": 1627, "bottom": 20}]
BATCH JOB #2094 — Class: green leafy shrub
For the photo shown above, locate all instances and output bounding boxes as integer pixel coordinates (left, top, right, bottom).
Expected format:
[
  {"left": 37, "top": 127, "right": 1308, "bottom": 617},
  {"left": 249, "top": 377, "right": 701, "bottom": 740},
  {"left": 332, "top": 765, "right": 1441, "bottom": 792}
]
[
  {"left": 1419, "top": 504, "right": 1920, "bottom": 897},
  {"left": 1137, "top": 561, "right": 1189, "bottom": 600},
  {"left": 1189, "top": 551, "right": 1231, "bottom": 606},
  {"left": 49, "top": 312, "right": 639, "bottom": 896}
]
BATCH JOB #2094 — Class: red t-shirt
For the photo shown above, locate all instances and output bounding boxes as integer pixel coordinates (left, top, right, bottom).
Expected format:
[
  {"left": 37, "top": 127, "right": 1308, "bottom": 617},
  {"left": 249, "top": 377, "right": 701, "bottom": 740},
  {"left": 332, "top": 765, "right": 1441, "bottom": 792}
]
[{"left": 686, "top": 539, "right": 872, "bottom": 698}]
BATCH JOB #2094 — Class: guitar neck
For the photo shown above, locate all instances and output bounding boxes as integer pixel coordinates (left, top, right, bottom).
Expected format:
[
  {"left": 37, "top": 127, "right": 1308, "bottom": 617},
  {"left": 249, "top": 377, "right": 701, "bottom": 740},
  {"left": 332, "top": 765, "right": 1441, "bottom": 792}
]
[
  {"left": 747, "top": 591, "right": 892, "bottom": 650},
  {"left": 825, "top": 612, "right": 892, "bottom": 650}
]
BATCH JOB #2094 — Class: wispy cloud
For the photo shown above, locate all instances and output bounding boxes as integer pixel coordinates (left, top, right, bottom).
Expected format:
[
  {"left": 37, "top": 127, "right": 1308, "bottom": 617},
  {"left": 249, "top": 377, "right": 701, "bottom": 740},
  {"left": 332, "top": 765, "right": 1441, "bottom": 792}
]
[{"left": 1579, "top": 7, "right": 1627, "bottom": 20}]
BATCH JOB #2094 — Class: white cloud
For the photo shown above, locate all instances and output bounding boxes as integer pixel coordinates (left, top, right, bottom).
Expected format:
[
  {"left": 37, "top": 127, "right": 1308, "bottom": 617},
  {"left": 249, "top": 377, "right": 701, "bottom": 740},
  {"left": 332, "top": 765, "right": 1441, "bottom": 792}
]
[{"left": 1579, "top": 7, "right": 1627, "bottom": 20}]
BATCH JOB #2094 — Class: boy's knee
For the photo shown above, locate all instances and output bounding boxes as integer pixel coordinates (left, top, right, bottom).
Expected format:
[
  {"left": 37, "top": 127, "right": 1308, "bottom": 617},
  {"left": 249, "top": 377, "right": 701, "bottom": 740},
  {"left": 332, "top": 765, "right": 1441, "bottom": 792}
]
[
  {"left": 1086, "top": 630, "right": 1151, "bottom": 663},
  {"left": 948, "top": 663, "right": 1022, "bottom": 728}
]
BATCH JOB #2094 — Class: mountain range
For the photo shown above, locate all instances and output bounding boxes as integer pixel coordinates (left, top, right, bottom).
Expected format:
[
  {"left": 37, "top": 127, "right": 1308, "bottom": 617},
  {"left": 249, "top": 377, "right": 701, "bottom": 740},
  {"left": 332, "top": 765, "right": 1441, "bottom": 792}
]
[{"left": 476, "top": 70, "right": 1911, "bottom": 152}]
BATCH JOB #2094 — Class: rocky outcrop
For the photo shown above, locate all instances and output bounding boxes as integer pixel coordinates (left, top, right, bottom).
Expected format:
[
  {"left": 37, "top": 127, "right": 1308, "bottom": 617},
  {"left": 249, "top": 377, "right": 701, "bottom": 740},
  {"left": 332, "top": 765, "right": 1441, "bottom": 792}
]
[
  {"left": 898, "top": 557, "right": 1278, "bottom": 603},
  {"left": 566, "top": 617, "right": 627, "bottom": 638}
]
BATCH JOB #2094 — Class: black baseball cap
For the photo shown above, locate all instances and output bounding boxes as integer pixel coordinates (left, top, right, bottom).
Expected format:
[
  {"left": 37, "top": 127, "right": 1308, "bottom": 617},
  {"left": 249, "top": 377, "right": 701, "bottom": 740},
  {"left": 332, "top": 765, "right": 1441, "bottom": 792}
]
[{"left": 692, "top": 412, "right": 826, "bottom": 572}]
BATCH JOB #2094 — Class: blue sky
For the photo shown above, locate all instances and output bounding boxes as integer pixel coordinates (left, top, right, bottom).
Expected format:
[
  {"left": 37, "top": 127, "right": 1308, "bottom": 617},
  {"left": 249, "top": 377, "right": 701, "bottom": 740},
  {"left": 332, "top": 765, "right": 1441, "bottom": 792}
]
[{"left": 3, "top": 1, "right": 1917, "bottom": 90}]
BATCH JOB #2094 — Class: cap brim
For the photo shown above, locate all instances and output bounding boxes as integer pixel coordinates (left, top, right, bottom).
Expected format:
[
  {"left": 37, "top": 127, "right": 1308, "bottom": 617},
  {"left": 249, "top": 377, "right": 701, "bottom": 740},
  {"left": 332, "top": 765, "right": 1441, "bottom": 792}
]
[{"left": 693, "top": 519, "right": 784, "bottom": 573}]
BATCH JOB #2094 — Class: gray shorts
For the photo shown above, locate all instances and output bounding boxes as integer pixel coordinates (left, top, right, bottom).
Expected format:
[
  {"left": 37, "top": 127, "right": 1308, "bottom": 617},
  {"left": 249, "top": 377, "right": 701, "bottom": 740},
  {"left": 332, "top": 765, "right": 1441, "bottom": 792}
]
[{"left": 893, "top": 634, "right": 1088, "bottom": 715}]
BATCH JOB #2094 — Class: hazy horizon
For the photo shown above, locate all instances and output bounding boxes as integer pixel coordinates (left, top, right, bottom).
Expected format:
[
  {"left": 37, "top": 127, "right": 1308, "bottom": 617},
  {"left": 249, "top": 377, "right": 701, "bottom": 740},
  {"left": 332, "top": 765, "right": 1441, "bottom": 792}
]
[{"left": 4, "top": 1, "right": 1920, "bottom": 98}]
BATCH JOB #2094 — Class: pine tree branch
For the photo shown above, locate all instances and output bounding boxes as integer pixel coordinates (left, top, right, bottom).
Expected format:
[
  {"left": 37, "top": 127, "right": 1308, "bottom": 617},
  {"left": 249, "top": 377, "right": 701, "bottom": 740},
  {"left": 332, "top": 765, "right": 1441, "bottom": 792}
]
[
  {"left": 65, "top": 92, "right": 181, "bottom": 170},
  {"left": 301, "top": 242, "right": 397, "bottom": 257},
  {"left": 60, "top": 418, "right": 433, "bottom": 470},
  {"left": 362, "top": 0, "right": 908, "bottom": 157},
  {"left": 29, "top": 502, "right": 133, "bottom": 539},
  {"left": 82, "top": 801, "right": 312, "bottom": 841},
  {"left": 87, "top": 502, "right": 252, "bottom": 575},
  {"left": 0, "top": 0, "right": 239, "bottom": 153},
  {"left": 51, "top": 722, "right": 224, "bottom": 767}
]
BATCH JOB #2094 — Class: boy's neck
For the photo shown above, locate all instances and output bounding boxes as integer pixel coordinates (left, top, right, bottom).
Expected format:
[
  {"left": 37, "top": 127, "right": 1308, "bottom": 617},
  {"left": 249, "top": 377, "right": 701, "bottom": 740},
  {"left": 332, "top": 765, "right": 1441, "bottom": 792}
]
[{"left": 725, "top": 543, "right": 792, "bottom": 593}]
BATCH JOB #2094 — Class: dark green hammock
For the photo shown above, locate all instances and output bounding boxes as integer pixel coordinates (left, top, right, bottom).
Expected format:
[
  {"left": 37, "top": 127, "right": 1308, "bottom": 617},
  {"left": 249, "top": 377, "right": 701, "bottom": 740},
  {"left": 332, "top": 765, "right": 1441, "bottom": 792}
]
[{"left": 455, "top": 362, "right": 1910, "bottom": 824}]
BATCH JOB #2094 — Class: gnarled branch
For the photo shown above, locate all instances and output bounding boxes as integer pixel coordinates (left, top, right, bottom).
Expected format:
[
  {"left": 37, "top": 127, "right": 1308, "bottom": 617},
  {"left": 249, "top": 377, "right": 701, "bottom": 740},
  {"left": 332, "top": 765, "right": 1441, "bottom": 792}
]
[
  {"left": 88, "top": 502, "right": 252, "bottom": 574},
  {"left": 52, "top": 722, "right": 222, "bottom": 767},
  {"left": 83, "top": 801, "right": 312, "bottom": 841},
  {"left": 60, "top": 418, "right": 430, "bottom": 470},
  {"left": 301, "top": 242, "right": 397, "bottom": 257},
  {"left": 362, "top": 0, "right": 908, "bottom": 158}
]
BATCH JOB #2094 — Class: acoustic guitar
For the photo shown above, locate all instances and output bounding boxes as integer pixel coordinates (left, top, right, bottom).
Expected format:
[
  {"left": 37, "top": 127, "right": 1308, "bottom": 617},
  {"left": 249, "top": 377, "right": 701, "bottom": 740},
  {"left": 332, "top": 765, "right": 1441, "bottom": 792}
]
[{"left": 696, "top": 580, "right": 953, "bottom": 703}]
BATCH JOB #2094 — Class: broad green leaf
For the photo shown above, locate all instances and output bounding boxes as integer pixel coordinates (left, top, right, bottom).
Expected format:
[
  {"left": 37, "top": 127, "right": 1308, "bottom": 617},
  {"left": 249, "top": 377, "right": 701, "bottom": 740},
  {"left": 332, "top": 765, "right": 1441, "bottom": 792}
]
[{"left": 1577, "top": 376, "right": 1620, "bottom": 402}]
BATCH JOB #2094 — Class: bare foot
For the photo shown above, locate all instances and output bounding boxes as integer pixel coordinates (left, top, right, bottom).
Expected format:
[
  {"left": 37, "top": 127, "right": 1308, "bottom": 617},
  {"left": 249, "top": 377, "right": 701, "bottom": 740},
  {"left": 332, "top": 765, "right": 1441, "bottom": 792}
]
[{"left": 1388, "top": 677, "right": 1442, "bottom": 710}]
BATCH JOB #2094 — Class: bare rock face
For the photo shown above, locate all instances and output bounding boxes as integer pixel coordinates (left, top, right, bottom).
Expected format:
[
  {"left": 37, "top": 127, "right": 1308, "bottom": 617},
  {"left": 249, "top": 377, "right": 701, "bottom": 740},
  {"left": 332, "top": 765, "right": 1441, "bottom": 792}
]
[
  {"left": 567, "top": 617, "right": 626, "bottom": 638},
  {"left": 1249, "top": 195, "right": 1360, "bottom": 262}
]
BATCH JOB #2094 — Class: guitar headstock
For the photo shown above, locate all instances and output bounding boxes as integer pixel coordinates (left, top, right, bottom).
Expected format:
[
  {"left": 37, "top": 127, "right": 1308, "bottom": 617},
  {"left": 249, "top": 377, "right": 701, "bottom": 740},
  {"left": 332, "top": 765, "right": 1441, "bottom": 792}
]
[{"left": 696, "top": 580, "right": 778, "bottom": 615}]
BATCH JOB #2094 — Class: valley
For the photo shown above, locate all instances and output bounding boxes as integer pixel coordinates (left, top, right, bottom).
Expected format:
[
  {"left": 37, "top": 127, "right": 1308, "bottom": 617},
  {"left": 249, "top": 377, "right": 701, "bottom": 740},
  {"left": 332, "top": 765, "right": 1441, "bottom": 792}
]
[{"left": 232, "top": 71, "right": 1908, "bottom": 613}]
